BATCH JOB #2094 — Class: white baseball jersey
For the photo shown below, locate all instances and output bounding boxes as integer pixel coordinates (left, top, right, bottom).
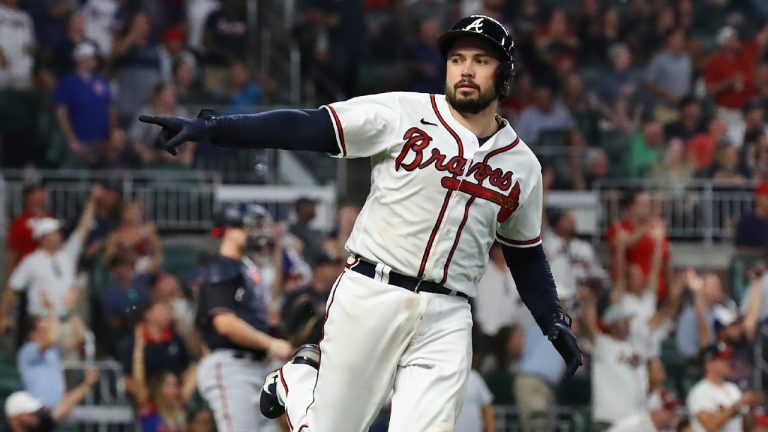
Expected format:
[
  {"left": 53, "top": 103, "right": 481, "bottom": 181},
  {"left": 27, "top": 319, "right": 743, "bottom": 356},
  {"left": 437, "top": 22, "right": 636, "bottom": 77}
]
[
  {"left": 591, "top": 334, "right": 649, "bottom": 424},
  {"left": 323, "top": 92, "right": 542, "bottom": 297},
  {"left": 686, "top": 379, "right": 743, "bottom": 432}
]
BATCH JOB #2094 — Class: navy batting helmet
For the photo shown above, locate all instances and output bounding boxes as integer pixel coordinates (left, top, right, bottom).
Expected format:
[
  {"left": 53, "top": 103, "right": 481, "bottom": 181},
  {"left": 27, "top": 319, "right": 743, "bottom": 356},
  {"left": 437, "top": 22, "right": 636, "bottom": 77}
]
[
  {"left": 438, "top": 15, "right": 516, "bottom": 98},
  {"left": 214, "top": 202, "right": 271, "bottom": 231}
]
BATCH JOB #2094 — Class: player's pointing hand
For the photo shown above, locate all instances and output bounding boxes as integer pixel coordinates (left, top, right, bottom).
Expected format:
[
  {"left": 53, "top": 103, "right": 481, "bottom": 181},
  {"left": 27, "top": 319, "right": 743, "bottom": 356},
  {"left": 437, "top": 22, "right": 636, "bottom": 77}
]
[{"left": 139, "top": 109, "right": 217, "bottom": 156}]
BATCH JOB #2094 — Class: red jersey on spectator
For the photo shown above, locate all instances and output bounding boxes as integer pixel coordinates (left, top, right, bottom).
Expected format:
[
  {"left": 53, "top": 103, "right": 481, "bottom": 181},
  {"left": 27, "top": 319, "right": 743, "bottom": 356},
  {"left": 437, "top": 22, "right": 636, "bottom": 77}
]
[
  {"left": 686, "top": 133, "right": 718, "bottom": 170},
  {"left": 704, "top": 39, "right": 759, "bottom": 109},
  {"left": 606, "top": 220, "right": 671, "bottom": 299},
  {"left": 6, "top": 212, "right": 50, "bottom": 266}
]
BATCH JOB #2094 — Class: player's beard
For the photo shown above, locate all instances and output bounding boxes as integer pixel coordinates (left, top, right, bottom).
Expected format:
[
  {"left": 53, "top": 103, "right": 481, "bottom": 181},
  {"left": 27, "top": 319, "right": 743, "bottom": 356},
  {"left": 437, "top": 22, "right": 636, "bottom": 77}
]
[{"left": 445, "top": 82, "right": 497, "bottom": 115}]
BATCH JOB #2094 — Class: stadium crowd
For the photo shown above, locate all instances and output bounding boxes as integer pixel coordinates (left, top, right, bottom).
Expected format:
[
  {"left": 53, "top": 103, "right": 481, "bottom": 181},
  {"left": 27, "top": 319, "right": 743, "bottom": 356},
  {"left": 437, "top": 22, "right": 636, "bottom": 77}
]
[{"left": 1, "top": 0, "right": 768, "bottom": 431}]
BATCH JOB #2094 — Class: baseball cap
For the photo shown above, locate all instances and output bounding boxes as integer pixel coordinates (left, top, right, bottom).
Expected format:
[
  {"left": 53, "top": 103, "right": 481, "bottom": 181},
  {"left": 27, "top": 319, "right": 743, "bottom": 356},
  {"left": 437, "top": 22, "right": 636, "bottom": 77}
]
[
  {"left": 162, "top": 28, "right": 185, "bottom": 44},
  {"left": 4, "top": 391, "right": 43, "bottom": 417},
  {"left": 717, "top": 26, "right": 737, "bottom": 46},
  {"left": 601, "top": 303, "right": 634, "bottom": 325},
  {"left": 29, "top": 217, "right": 61, "bottom": 240},
  {"left": 73, "top": 42, "right": 98, "bottom": 59},
  {"left": 701, "top": 343, "right": 734, "bottom": 362},
  {"left": 712, "top": 304, "right": 741, "bottom": 333}
]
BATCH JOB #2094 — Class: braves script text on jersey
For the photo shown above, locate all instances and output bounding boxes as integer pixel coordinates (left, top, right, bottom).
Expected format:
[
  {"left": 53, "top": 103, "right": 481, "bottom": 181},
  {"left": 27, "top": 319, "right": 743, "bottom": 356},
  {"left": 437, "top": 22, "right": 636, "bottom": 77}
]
[{"left": 325, "top": 91, "right": 543, "bottom": 297}]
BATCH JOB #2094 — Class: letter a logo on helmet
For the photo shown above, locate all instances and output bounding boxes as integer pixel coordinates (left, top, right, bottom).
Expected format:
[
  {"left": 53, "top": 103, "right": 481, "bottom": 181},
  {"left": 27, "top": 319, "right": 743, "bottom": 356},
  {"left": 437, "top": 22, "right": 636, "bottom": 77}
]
[{"left": 463, "top": 17, "right": 484, "bottom": 33}]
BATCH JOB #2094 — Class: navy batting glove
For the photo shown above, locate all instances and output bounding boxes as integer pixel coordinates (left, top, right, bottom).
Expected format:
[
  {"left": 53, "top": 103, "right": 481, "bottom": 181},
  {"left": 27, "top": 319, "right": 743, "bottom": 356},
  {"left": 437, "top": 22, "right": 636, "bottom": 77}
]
[
  {"left": 547, "top": 312, "right": 583, "bottom": 379},
  {"left": 139, "top": 109, "right": 217, "bottom": 155}
]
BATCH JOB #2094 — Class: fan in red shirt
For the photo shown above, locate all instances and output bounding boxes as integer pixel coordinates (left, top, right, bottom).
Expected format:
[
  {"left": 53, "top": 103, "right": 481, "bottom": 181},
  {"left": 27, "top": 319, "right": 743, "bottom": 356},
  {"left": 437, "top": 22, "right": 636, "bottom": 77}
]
[
  {"left": 5, "top": 184, "right": 51, "bottom": 271},
  {"left": 704, "top": 25, "right": 768, "bottom": 110},
  {"left": 606, "top": 191, "right": 671, "bottom": 299}
]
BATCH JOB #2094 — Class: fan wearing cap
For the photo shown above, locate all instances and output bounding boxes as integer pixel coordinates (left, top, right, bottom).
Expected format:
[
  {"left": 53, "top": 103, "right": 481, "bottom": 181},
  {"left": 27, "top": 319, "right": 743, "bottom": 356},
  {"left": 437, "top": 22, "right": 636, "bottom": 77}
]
[
  {"left": 582, "top": 300, "right": 649, "bottom": 429},
  {"left": 705, "top": 24, "right": 768, "bottom": 113},
  {"left": 734, "top": 181, "right": 768, "bottom": 254},
  {"left": 53, "top": 40, "right": 117, "bottom": 167},
  {"left": 195, "top": 202, "right": 293, "bottom": 432},
  {"left": 0, "top": 186, "right": 98, "bottom": 336},
  {"left": 712, "top": 264, "right": 764, "bottom": 390},
  {"left": 140, "top": 14, "right": 582, "bottom": 431},
  {"left": 686, "top": 344, "right": 763, "bottom": 432},
  {"left": 609, "top": 358, "right": 681, "bottom": 431},
  {"left": 4, "top": 368, "right": 99, "bottom": 432}
]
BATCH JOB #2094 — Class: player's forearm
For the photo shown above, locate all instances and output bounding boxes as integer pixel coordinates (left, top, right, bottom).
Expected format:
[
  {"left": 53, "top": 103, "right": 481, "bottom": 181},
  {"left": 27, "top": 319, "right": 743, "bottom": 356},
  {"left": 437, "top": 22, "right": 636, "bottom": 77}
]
[
  {"left": 52, "top": 379, "right": 95, "bottom": 422},
  {"left": 743, "top": 278, "right": 763, "bottom": 340},
  {"left": 503, "top": 244, "right": 562, "bottom": 333},
  {"left": 209, "top": 109, "right": 338, "bottom": 153},
  {"left": 74, "top": 197, "right": 96, "bottom": 239},
  {"left": 481, "top": 405, "right": 496, "bottom": 432},
  {"left": 692, "top": 290, "right": 711, "bottom": 349},
  {"left": 698, "top": 405, "right": 740, "bottom": 431},
  {"left": 55, "top": 106, "right": 78, "bottom": 142},
  {"left": 212, "top": 313, "right": 274, "bottom": 352},
  {"left": 0, "top": 288, "right": 17, "bottom": 317}
]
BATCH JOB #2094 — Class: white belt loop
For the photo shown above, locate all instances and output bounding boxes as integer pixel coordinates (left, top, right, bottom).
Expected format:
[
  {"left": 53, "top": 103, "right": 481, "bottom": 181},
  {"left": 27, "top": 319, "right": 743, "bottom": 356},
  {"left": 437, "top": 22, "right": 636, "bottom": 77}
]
[{"left": 374, "top": 263, "right": 391, "bottom": 285}]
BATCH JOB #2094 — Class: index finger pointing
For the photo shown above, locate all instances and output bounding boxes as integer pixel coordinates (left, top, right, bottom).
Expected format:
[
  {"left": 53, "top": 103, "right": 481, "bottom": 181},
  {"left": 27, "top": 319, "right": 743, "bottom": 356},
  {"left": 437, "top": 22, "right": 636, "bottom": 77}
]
[{"left": 139, "top": 115, "right": 174, "bottom": 128}]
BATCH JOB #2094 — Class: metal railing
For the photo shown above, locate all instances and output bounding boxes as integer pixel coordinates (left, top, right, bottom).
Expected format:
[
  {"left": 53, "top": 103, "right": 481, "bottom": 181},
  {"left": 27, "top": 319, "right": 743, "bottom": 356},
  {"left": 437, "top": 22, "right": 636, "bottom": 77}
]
[
  {"left": 0, "top": 169, "right": 339, "bottom": 233},
  {"left": 0, "top": 169, "right": 222, "bottom": 232},
  {"left": 593, "top": 179, "right": 756, "bottom": 245},
  {"left": 492, "top": 405, "right": 588, "bottom": 431},
  {"left": 60, "top": 360, "right": 133, "bottom": 432}
]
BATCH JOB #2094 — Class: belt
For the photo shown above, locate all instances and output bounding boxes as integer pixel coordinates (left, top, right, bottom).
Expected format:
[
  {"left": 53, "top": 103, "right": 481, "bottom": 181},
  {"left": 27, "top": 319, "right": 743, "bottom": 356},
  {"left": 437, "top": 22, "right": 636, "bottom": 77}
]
[
  {"left": 347, "top": 257, "right": 469, "bottom": 300},
  {"left": 217, "top": 349, "right": 267, "bottom": 361}
]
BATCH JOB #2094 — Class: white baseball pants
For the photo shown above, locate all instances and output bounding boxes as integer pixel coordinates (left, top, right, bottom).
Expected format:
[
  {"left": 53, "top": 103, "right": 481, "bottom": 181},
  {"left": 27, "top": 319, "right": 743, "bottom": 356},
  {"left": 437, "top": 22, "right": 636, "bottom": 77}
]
[
  {"left": 198, "top": 350, "right": 276, "bottom": 432},
  {"left": 277, "top": 268, "right": 473, "bottom": 432}
]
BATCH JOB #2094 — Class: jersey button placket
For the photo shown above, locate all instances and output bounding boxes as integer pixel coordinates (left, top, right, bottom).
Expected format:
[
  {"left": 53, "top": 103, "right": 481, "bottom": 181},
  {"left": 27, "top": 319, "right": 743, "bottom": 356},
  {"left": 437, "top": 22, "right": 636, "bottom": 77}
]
[{"left": 426, "top": 141, "right": 478, "bottom": 282}]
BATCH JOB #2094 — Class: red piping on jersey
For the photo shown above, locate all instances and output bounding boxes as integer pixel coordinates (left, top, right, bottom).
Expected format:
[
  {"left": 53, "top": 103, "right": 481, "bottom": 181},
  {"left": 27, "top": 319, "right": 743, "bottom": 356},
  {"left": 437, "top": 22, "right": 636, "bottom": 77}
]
[
  {"left": 282, "top": 368, "right": 293, "bottom": 430},
  {"left": 279, "top": 366, "right": 289, "bottom": 396},
  {"left": 325, "top": 104, "right": 347, "bottom": 157},
  {"left": 304, "top": 272, "right": 344, "bottom": 423},
  {"left": 439, "top": 137, "right": 520, "bottom": 285},
  {"left": 418, "top": 94, "right": 464, "bottom": 278},
  {"left": 215, "top": 362, "right": 234, "bottom": 432},
  {"left": 497, "top": 233, "right": 542, "bottom": 246}
]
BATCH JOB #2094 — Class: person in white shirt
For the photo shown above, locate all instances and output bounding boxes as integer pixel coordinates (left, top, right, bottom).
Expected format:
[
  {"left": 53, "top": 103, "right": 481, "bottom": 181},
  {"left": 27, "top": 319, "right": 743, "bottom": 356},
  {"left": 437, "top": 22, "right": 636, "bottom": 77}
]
[
  {"left": 610, "top": 358, "right": 681, "bottom": 431},
  {"left": 543, "top": 210, "right": 608, "bottom": 301},
  {"left": 582, "top": 301, "right": 649, "bottom": 429},
  {"left": 455, "top": 348, "right": 495, "bottom": 432},
  {"left": 474, "top": 243, "right": 525, "bottom": 338},
  {"left": 81, "top": 0, "right": 117, "bottom": 55},
  {"left": 0, "top": 186, "right": 98, "bottom": 348},
  {"left": 613, "top": 220, "right": 684, "bottom": 357},
  {"left": 0, "top": 0, "right": 35, "bottom": 89},
  {"left": 686, "top": 344, "right": 762, "bottom": 432}
]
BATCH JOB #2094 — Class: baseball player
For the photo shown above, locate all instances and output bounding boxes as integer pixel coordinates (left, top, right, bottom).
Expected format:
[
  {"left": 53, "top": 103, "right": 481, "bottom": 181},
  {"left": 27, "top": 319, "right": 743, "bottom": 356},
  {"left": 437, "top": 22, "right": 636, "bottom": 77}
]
[
  {"left": 194, "top": 202, "right": 293, "bottom": 432},
  {"left": 141, "top": 15, "right": 583, "bottom": 432}
]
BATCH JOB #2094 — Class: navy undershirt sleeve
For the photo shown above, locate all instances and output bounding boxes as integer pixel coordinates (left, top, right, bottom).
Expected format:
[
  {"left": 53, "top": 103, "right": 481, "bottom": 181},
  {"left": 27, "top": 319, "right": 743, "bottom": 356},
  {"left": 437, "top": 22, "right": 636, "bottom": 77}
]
[
  {"left": 211, "top": 108, "right": 339, "bottom": 154},
  {"left": 502, "top": 244, "right": 562, "bottom": 334}
]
